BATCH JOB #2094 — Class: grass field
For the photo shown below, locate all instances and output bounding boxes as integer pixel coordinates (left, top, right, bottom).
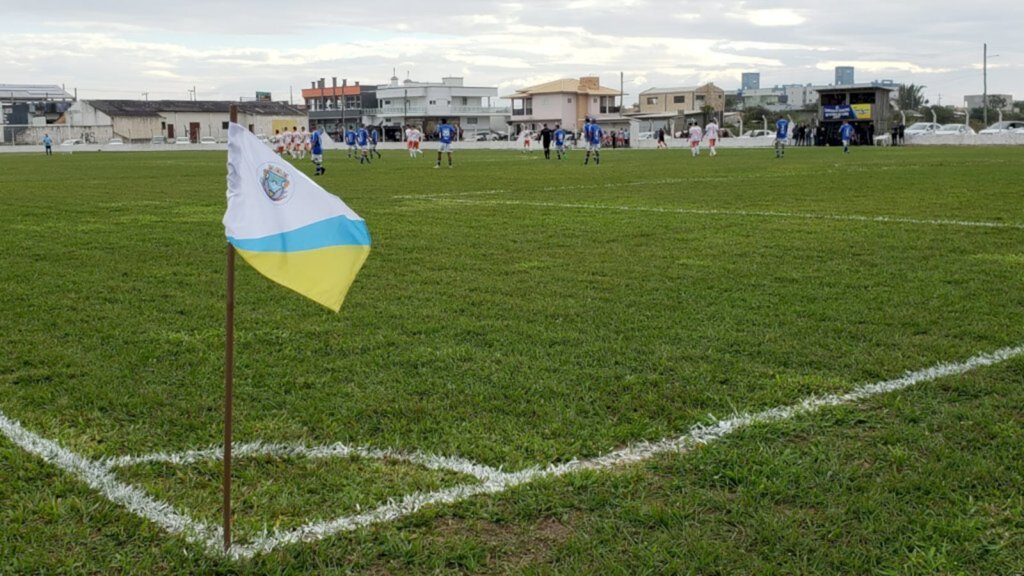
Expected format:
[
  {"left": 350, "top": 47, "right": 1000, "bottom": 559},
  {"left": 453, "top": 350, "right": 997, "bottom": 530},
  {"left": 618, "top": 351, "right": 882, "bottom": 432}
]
[{"left": 1, "top": 145, "right": 1023, "bottom": 573}]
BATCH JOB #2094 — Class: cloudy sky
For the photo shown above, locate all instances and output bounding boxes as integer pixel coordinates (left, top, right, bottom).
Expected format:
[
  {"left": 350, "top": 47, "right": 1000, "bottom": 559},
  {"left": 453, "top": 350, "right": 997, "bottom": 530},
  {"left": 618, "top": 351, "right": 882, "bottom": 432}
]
[{"left": 2, "top": 1, "right": 1020, "bottom": 107}]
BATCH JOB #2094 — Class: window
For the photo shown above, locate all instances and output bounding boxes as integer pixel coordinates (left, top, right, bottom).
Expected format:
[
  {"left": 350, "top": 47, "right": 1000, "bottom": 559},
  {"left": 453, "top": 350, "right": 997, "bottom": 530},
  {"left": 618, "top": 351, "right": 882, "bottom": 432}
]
[
  {"left": 383, "top": 100, "right": 392, "bottom": 105},
  {"left": 673, "top": 95, "right": 686, "bottom": 104},
  {"left": 567, "top": 97, "right": 573, "bottom": 103},
  {"left": 221, "top": 121, "right": 229, "bottom": 129},
  {"left": 429, "top": 100, "right": 437, "bottom": 105},
  {"left": 461, "top": 97, "right": 468, "bottom": 105},
  {"left": 696, "top": 94, "right": 706, "bottom": 102},
  {"left": 466, "top": 117, "right": 478, "bottom": 125},
  {"left": 161, "top": 121, "right": 166, "bottom": 129},
  {"left": 646, "top": 97, "right": 658, "bottom": 105}
]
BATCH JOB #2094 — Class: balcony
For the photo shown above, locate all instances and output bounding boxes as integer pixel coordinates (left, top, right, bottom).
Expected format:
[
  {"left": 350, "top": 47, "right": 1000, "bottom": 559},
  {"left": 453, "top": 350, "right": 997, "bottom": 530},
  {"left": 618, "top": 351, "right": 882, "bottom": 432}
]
[{"left": 450, "top": 106, "right": 511, "bottom": 115}]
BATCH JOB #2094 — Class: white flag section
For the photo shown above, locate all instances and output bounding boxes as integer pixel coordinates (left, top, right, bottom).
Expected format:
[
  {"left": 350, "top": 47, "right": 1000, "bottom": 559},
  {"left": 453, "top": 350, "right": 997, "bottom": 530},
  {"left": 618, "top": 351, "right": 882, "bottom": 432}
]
[{"left": 223, "top": 123, "right": 370, "bottom": 311}]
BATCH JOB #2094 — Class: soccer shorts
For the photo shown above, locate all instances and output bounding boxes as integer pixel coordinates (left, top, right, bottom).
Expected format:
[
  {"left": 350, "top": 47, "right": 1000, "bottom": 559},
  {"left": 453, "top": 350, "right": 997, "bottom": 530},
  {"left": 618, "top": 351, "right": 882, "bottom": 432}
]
[{"left": 439, "top": 142, "right": 453, "bottom": 153}]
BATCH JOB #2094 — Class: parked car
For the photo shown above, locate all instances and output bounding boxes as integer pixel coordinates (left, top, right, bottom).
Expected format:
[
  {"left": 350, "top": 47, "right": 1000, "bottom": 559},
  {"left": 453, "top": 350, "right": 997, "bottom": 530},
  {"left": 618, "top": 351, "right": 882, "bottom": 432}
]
[
  {"left": 934, "top": 124, "right": 976, "bottom": 136},
  {"left": 150, "top": 136, "right": 166, "bottom": 145},
  {"left": 636, "top": 131, "right": 654, "bottom": 140},
  {"left": 199, "top": 136, "right": 217, "bottom": 144},
  {"left": 740, "top": 129, "right": 775, "bottom": 138},
  {"left": 60, "top": 138, "right": 83, "bottom": 146},
  {"left": 174, "top": 137, "right": 191, "bottom": 145},
  {"left": 107, "top": 137, "right": 124, "bottom": 145},
  {"left": 978, "top": 121, "right": 1024, "bottom": 134},
  {"left": 903, "top": 122, "right": 942, "bottom": 136}
]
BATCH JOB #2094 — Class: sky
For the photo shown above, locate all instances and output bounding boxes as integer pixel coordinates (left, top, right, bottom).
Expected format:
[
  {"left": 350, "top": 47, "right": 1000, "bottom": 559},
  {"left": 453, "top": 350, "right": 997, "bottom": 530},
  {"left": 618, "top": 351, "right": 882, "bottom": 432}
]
[{"left": 2, "top": 1, "right": 1020, "bottom": 108}]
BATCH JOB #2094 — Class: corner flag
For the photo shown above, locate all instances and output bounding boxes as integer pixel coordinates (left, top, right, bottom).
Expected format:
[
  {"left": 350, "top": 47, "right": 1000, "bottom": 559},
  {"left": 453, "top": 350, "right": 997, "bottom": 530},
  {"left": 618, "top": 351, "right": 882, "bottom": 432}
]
[{"left": 223, "top": 123, "right": 370, "bottom": 311}]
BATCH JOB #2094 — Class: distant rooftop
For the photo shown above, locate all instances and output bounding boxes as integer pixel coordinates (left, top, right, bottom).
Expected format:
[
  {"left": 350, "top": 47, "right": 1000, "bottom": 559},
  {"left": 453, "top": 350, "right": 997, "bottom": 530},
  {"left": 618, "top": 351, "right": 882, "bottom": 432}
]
[
  {"left": 504, "top": 77, "right": 621, "bottom": 98},
  {"left": 85, "top": 100, "right": 305, "bottom": 117},
  {"left": 0, "top": 84, "right": 74, "bottom": 100}
]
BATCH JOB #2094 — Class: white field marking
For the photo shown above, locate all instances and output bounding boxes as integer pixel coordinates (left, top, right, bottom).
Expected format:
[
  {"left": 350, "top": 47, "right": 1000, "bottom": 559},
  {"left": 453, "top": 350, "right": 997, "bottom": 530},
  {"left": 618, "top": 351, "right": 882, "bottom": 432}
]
[
  {"left": 226, "top": 343, "right": 1024, "bottom": 560},
  {"left": 104, "top": 440, "right": 504, "bottom": 482},
  {"left": 430, "top": 198, "right": 1024, "bottom": 231},
  {"left": 391, "top": 174, "right": 796, "bottom": 201},
  {"left": 3, "top": 344, "right": 1022, "bottom": 560},
  {"left": 0, "top": 409, "right": 225, "bottom": 553}
]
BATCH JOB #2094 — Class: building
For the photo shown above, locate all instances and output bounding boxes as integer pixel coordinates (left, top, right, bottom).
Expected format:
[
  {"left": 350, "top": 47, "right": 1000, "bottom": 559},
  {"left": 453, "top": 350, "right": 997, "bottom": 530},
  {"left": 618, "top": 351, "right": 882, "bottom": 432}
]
[
  {"left": 741, "top": 72, "right": 761, "bottom": 91},
  {"left": 835, "top": 66, "right": 855, "bottom": 86},
  {"left": 734, "top": 84, "right": 818, "bottom": 112},
  {"left": 964, "top": 94, "right": 1015, "bottom": 112},
  {"left": 65, "top": 100, "right": 306, "bottom": 143},
  {"left": 371, "top": 75, "right": 508, "bottom": 140},
  {"left": 303, "top": 77, "right": 377, "bottom": 140},
  {"left": 814, "top": 83, "right": 897, "bottom": 145},
  {"left": 0, "top": 83, "right": 75, "bottom": 143},
  {"left": 627, "top": 83, "right": 725, "bottom": 135},
  {"left": 503, "top": 76, "right": 625, "bottom": 135}
]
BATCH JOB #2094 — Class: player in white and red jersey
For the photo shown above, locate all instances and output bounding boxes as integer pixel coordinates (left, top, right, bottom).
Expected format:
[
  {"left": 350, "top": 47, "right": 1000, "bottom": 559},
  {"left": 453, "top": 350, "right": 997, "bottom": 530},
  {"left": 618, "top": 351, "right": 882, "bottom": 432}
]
[
  {"left": 272, "top": 129, "right": 285, "bottom": 155},
  {"left": 299, "top": 126, "right": 310, "bottom": 159},
  {"left": 408, "top": 126, "right": 422, "bottom": 157},
  {"left": 289, "top": 127, "right": 301, "bottom": 158},
  {"left": 688, "top": 123, "right": 703, "bottom": 157},
  {"left": 704, "top": 119, "right": 719, "bottom": 157}
]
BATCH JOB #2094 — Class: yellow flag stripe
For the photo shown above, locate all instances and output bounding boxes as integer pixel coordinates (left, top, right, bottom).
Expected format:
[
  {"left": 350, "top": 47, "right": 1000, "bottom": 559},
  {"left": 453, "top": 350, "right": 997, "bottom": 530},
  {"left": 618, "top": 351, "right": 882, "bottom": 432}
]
[{"left": 235, "top": 246, "right": 371, "bottom": 312}]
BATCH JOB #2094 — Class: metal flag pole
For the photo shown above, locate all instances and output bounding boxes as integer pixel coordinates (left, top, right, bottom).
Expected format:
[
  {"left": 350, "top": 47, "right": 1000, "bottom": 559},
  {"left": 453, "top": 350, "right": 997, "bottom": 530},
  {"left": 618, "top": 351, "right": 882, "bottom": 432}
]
[{"left": 223, "top": 103, "right": 238, "bottom": 552}]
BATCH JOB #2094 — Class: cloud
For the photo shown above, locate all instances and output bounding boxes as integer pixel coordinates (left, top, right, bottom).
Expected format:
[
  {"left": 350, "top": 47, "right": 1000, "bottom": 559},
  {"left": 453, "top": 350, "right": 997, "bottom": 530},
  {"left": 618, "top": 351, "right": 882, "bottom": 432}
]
[{"left": 731, "top": 9, "right": 807, "bottom": 27}]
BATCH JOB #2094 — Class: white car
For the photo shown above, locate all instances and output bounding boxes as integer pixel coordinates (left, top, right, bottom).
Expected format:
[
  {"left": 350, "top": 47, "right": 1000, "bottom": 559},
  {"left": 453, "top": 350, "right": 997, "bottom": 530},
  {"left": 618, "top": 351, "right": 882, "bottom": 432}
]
[
  {"left": 199, "top": 136, "right": 217, "bottom": 144},
  {"left": 60, "top": 138, "right": 84, "bottom": 146},
  {"left": 903, "top": 122, "right": 942, "bottom": 136},
  {"left": 978, "top": 121, "right": 1024, "bottom": 134},
  {"left": 174, "top": 137, "right": 191, "bottom": 145},
  {"left": 107, "top": 137, "right": 124, "bottom": 145},
  {"left": 934, "top": 124, "right": 975, "bottom": 136},
  {"left": 741, "top": 129, "right": 775, "bottom": 138}
]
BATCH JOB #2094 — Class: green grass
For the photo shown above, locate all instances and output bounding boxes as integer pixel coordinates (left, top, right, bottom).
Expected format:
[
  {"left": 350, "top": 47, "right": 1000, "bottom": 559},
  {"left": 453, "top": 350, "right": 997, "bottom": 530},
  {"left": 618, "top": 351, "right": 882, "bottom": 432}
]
[{"left": 1, "top": 146, "right": 1023, "bottom": 572}]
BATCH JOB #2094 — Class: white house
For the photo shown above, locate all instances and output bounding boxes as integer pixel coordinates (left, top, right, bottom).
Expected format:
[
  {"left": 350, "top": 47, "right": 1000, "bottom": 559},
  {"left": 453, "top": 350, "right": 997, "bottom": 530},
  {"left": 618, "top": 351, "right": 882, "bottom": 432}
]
[{"left": 369, "top": 75, "right": 509, "bottom": 139}]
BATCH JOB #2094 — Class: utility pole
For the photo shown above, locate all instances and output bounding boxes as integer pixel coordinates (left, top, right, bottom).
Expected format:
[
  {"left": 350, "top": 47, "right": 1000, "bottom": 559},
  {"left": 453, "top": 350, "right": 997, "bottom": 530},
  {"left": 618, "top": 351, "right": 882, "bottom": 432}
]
[
  {"left": 142, "top": 92, "right": 148, "bottom": 101},
  {"left": 983, "top": 43, "right": 988, "bottom": 127}
]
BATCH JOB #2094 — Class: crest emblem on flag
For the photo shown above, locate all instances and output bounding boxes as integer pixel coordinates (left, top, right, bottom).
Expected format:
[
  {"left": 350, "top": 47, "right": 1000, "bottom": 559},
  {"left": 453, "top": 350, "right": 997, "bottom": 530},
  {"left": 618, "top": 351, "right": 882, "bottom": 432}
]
[{"left": 260, "top": 163, "right": 292, "bottom": 203}]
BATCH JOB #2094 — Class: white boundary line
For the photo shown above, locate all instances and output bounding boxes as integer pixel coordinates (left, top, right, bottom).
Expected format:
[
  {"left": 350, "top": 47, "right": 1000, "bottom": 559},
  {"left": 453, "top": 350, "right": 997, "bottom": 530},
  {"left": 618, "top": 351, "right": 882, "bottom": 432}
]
[
  {"left": 0, "top": 410, "right": 225, "bottom": 553},
  {"left": 424, "top": 197, "right": 1024, "bottom": 231},
  {"left": 2, "top": 344, "right": 1022, "bottom": 559}
]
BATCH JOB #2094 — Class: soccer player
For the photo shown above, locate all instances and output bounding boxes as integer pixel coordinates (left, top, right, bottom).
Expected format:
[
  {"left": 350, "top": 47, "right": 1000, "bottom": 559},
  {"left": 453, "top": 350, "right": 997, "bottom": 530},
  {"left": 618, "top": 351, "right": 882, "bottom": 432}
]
[
  {"left": 435, "top": 118, "right": 456, "bottom": 168},
  {"left": 289, "top": 126, "right": 300, "bottom": 158},
  {"left": 310, "top": 124, "right": 325, "bottom": 176},
  {"left": 370, "top": 126, "right": 382, "bottom": 159},
  {"left": 554, "top": 124, "right": 567, "bottom": 160},
  {"left": 583, "top": 116, "right": 602, "bottom": 166},
  {"left": 409, "top": 126, "right": 422, "bottom": 157},
  {"left": 539, "top": 123, "right": 553, "bottom": 159},
  {"left": 344, "top": 126, "right": 357, "bottom": 159},
  {"left": 839, "top": 120, "right": 855, "bottom": 154},
  {"left": 704, "top": 119, "right": 719, "bottom": 157},
  {"left": 774, "top": 117, "right": 789, "bottom": 159},
  {"left": 688, "top": 123, "right": 703, "bottom": 157},
  {"left": 299, "top": 126, "right": 309, "bottom": 159},
  {"left": 42, "top": 133, "right": 53, "bottom": 156},
  {"left": 272, "top": 129, "right": 285, "bottom": 155},
  {"left": 356, "top": 125, "right": 371, "bottom": 164}
]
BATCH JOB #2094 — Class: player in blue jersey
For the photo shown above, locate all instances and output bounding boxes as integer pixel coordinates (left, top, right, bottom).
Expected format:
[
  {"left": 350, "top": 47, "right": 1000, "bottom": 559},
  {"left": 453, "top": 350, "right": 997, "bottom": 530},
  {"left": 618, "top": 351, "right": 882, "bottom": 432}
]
[
  {"left": 344, "top": 126, "right": 357, "bottom": 159},
  {"left": 583, "top": 116, "right": 602, "bottom": 166},
  {"left": 554, "top": 124, "right": 567, "bottom": 160},
  {"left": 369, "top": 126, "right": 382, "bottom": 159},
  {"left": 357, "top": 125, "right": 371, "bottom": 164},
  {"left": 435, "top": 118, "right": 456, "bottom": 168},
  {"left": 774, "top": 117, "right": 789, "bottom": 158},
  {"left": 839, "top": 120, "right": 855, "bottom": 154},
  {"left": 309, "top": 124, "right": 325, "bottom": 176}
]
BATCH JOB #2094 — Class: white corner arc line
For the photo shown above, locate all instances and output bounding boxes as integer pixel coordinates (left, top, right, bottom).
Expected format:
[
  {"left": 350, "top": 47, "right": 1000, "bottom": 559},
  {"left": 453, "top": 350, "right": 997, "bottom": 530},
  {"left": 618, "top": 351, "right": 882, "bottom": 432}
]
[
  {"left": 0, "top": 411, "right": 224, "bottom": 553},
  {"left": 104, "top": 441, "right": 505, "bottom": 482},
  {"left": 432, "top": 198, "right": 1024, "bottom": 231},
  {"left": 227, "top": 343, "right": 1024, "bottom": 560}
]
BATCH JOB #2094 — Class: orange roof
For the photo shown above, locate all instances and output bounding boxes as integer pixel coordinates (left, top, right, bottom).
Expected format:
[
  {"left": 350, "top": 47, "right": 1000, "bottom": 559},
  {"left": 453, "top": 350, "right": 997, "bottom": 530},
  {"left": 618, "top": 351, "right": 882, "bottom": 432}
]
[{"left": 301, "top": 86, "right": 362, "bottom": 99}]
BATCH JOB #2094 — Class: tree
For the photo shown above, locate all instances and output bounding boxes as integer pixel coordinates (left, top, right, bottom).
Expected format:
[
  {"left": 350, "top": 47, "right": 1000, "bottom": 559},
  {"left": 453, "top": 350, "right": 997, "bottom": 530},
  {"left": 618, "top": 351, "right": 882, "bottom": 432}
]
[
  {"left": 895, "top": 83, "right": 927, "bottom": 111},
  {"left": 987, "top": 95, "right": 1008, "bottom": 111},
  {"left": 740, "top": 105, "right": 774, "bottom": 132}
]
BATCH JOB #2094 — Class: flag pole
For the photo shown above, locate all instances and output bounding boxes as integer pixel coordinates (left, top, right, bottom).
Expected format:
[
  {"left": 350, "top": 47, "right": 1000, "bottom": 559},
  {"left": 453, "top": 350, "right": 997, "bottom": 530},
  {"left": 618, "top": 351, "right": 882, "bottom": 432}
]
[{"left": 224, "top": 104, "right": 238, "bottom": 552}]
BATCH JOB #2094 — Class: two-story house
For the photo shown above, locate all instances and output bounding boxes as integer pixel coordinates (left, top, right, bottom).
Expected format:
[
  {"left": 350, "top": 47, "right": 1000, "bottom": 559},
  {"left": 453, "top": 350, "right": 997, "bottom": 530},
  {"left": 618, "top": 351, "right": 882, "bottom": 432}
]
[{"left": 503, "top": 76, "right": 625, "bottom": 136}]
